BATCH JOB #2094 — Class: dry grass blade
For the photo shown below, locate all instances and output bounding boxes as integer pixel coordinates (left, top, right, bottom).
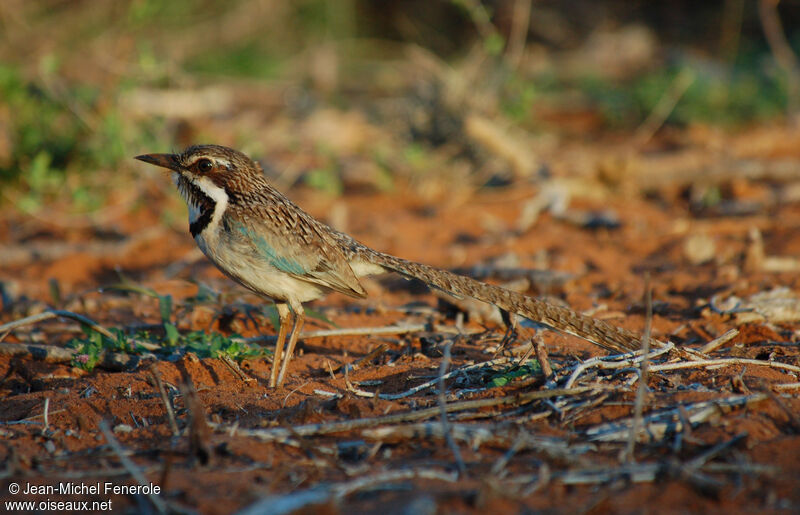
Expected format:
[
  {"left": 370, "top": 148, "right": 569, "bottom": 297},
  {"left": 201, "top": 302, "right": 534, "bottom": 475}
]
[
  {"left": 335, "top": 343, "right": 389, "bottom": 374},
  {"left": 698, "top": 328, "right": 739, "bottom": 354},
  {"left": 215, "top": 386, "right": 596, "bottom": 442},
  {"left": 180, "top": 380, "right": 212, "bottom": 466},
  {"left": 774, "top": 382, "right": 800, "bottom": 390},
  {"left": 98, "top": 420, "right": 168, "bottom": 514},
  {"left": 564, "top": 343, "right": 674, "bottom": 388},
  {"left": 625, "top": 277, "right": 652, "bottom": 462},
  {"left": 437, "top": 338, "right": 467, "bottom": 477},
  {"left": 635, "top": 67, "right": 696, "bottom": 145},
  {"left": 376, "top": 356, "right": 512, "bottom": 400},
  {"left": 219, "top": 354, "right": 256, "bottom": 385},
  {"left": 361, "top": 423, "right": 593, "bottom": 460},
  {"left": 516, "top": 454, "right": 777, "bottom": 487},
  {"left": 684, "top": 433, "right": 748, "bottom": 471},
  {"left": 649, "top": 358, "right": 800, "bottom": 375},
  {"left": 0, "top": 342, "right": 78, "bottom": 362},
  {"left": 149, "top": 364, "right": 179, "bottom": 437},
  {"left": 586, "top": 393, "right": 768, "bottom": 442},
  {"left": 533, "top": 334, "right": 553, "bottom": 380}
]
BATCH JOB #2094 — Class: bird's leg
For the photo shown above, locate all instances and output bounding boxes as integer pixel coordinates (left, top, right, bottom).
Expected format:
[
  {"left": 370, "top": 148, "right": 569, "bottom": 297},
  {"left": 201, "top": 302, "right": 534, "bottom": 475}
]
[
  {"left": 495, "top": 308, "right": 518, "bottom": 355},
  {"left": 276, "top": 304, "right": 305, "bottom": 387},
  {"left": 270, "top": 303, "right": 292, "bottom": 388}
]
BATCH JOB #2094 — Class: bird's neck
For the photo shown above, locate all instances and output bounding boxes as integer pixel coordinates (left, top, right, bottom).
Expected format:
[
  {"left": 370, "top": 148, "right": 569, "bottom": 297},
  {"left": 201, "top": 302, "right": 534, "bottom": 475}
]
[{"left": 174, "top": 173, "right": 229, "bottom": 238}]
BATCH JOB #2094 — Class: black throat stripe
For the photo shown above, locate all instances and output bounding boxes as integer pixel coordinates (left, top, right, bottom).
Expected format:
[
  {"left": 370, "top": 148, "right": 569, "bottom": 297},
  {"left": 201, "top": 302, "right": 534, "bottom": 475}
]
[{"left": 180, "top": 177, "right": 216, "bottom": 238}]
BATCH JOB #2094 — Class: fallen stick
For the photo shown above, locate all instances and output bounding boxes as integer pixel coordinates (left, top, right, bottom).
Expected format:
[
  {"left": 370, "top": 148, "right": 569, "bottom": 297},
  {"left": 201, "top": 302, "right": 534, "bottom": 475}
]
[
  {"left": 214, "top": 386, "right": 597, "bottom": 443},
  {"left": 585, "top": 393, "right": 768, "bottom": 442}
]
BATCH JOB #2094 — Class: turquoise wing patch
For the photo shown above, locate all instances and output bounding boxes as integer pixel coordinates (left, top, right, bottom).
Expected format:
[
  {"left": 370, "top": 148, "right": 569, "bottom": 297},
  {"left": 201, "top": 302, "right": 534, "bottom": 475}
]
[{"left": 235, "top": 223, "right": 307, "bottom": 275}]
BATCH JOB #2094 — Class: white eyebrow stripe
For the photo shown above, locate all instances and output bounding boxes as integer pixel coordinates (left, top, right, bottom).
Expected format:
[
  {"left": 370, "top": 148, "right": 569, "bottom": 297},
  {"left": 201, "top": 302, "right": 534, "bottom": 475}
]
[{"left": 187, "top": 157, "right": 232, "bottom": 168}]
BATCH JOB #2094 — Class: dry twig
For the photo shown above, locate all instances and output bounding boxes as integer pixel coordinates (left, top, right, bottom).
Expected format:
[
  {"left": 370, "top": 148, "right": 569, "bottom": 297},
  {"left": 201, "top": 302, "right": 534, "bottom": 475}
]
[
  {"left": 649, "top": 358, "right": 800, "bottom": 375},
  {"left": 98, "top": 420, "right": 168, "bottom": 514},
  {"left": 362, "top": 423, "right": 591, "bottom": 460},
  {"left": 149, "top": 364, "right": 179, "bottom": 437},
  {"left": 532, "top": 334, "right": 553, "bottom": 380},
  {"left": 335, "top": 343, "right": 389, "bottom": 375},
  {"left": 215, "top": 386, "right": 597, "bottom": 444},
  {"left": 564, "top": 343, "right": 674, "bottom": 389},
  {"left": 698, "top": 328, "right": 739, "bottom": 354},
  {"left": 625, "top": 279, "right": 652, "bottom": 462},
  {"left": 586, "top": 393, "right": 768, "bottom": 442},
  {"left": 437, "top": 338, "right": 467, "bottom": 477}
]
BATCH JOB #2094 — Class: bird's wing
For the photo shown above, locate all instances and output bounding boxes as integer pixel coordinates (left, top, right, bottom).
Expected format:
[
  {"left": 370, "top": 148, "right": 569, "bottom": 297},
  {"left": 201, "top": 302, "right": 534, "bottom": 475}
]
[{"left": 229, "top": 204, "right": 368, "bottom": 299}]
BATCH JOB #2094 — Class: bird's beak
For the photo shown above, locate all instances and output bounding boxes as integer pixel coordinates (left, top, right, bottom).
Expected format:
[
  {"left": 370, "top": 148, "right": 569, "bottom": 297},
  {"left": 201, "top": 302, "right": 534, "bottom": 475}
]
[{"left": 134, "top": 153, "right": 181, "bottom": 171}]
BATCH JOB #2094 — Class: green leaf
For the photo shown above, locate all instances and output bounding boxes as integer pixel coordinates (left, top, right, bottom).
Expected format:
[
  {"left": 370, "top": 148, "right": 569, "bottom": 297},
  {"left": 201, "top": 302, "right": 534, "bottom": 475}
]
[
  {"left": 484, "top": 33, "right": 505, "bottom": 56},
  {"left": 163, "top": 323, "right": 180, "bottom": 346},
  {"left": 489, "top": 362, "right": 542, "bottom": 387},
  {"left": 158, "top": 294, "right": 173, "bottom": 323}
]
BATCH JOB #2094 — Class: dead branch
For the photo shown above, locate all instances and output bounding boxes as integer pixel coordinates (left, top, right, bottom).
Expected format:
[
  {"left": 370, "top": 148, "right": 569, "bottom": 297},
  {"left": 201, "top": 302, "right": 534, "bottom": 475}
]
[
  {"left": 564, "top": 343, "right": 675, "bottom": 388},
  {"left": 586, "top": 393, "right": 768, "bottom": 442},
  {"left": 374, "top": 356, "right": 513, "bottom": 400},
  {"left": 437, "top": 338, "right": 467, "bottom": 476},
  {"left": 214, "top": 386, "right": 597, "bottom": 443},
  {"left": 625, "top": 279, "right": 653, "bottom": 462},
  {"left": 362, "top": 422, "right": 592, "bottom": 461},
  {"left": 698, "top": 328, "right": 739, "bottom": 354},
  {"left": 335, "top": 343, "right": 389, "bottom": 375},
  {"left": 649, "top": 358, "right": 800, "bottom": 375}
]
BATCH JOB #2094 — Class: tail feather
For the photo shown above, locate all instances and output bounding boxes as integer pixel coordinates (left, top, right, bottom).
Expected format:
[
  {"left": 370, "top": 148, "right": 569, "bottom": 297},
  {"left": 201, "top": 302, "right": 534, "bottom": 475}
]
[{"left": 367, "top": 251, "right": 643, "bottom": 353}]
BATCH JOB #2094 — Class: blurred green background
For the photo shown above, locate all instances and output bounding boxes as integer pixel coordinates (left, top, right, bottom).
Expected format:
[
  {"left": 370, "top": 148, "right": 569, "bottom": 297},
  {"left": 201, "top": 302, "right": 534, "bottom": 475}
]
[{"left": 1, "top": 0, "right": 799, "bottom": 208}]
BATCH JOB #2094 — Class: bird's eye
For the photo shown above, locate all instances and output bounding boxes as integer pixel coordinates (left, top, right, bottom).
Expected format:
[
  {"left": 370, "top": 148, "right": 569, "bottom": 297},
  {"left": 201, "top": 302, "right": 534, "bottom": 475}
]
[{"left": 197, "top": 159, "right": 213, "bottom": 172}]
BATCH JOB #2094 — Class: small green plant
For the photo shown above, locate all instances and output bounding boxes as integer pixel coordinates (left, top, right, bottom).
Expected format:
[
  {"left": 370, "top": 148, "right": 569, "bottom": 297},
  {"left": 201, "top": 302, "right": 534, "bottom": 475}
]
[
  {"left": 83, "top": 278, "right": 270, "bottom": 371},
  {"left": 166, "top": 329, "right": 266, "bottom": 360},
  {"left": 68, "top": 327, "right": 148, "bottom": 371},
  {"left": 0, "top": 64, "right": 81, "bottom": 183},
  {"left": 488, "top": 361, "right": 542, "bottom": 387},
  {"left": 574, "top": 61, "right": 788, "bottom": 127},
  {"left": 68, "top": 325, "right": 268, "bottom": 372}
]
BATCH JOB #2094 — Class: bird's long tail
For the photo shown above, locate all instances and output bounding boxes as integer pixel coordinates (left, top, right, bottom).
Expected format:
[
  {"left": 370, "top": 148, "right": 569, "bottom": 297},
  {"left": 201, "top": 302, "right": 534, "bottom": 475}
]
[{"left": 365, "top": 250, "right": 644, "bottom": 353}]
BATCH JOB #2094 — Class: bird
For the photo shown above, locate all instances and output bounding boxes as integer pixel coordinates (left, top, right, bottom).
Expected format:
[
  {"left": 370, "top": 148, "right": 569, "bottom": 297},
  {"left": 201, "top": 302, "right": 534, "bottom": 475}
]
[{"left": 136, "top": 144, "right": 644, "bottom": 387}]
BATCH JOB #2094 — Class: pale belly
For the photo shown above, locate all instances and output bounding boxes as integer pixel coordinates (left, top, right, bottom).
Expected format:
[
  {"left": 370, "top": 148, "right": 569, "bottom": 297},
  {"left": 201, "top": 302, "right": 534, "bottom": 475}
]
[{"left": 194, "top": 228, "right": 329, "bottom": 305}]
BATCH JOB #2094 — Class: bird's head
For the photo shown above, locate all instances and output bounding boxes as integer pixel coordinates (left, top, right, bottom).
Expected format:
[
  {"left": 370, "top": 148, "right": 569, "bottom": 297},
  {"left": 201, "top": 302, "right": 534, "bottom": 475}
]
[
  {"left": 135, "top": 144, "right": 264, "bottom": 194},
  {"left": 136, "top": 145, "right": 268, "bottom": 236}
]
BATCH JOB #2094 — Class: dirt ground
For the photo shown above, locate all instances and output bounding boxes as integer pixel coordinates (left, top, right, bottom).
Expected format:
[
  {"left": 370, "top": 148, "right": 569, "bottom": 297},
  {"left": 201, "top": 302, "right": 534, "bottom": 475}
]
[{"left": 2, "top": 125, "right": 800, "bottom": 513}]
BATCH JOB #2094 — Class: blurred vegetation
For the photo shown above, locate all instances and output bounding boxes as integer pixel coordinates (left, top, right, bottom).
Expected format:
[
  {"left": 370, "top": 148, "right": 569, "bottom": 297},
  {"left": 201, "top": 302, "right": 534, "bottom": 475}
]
[
  {"left": 67, "top": 325, "right": 266, "bottom": 372},
  {"left": 1, "top": 0, "right": 799, "bottom": 202}
]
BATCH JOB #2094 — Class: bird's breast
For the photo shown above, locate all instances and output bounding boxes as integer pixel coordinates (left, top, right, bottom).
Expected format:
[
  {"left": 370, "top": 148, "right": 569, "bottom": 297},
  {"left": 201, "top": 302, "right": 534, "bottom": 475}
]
[{"left": 196, "top": 221, "right": 328, "bottom": 304}]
